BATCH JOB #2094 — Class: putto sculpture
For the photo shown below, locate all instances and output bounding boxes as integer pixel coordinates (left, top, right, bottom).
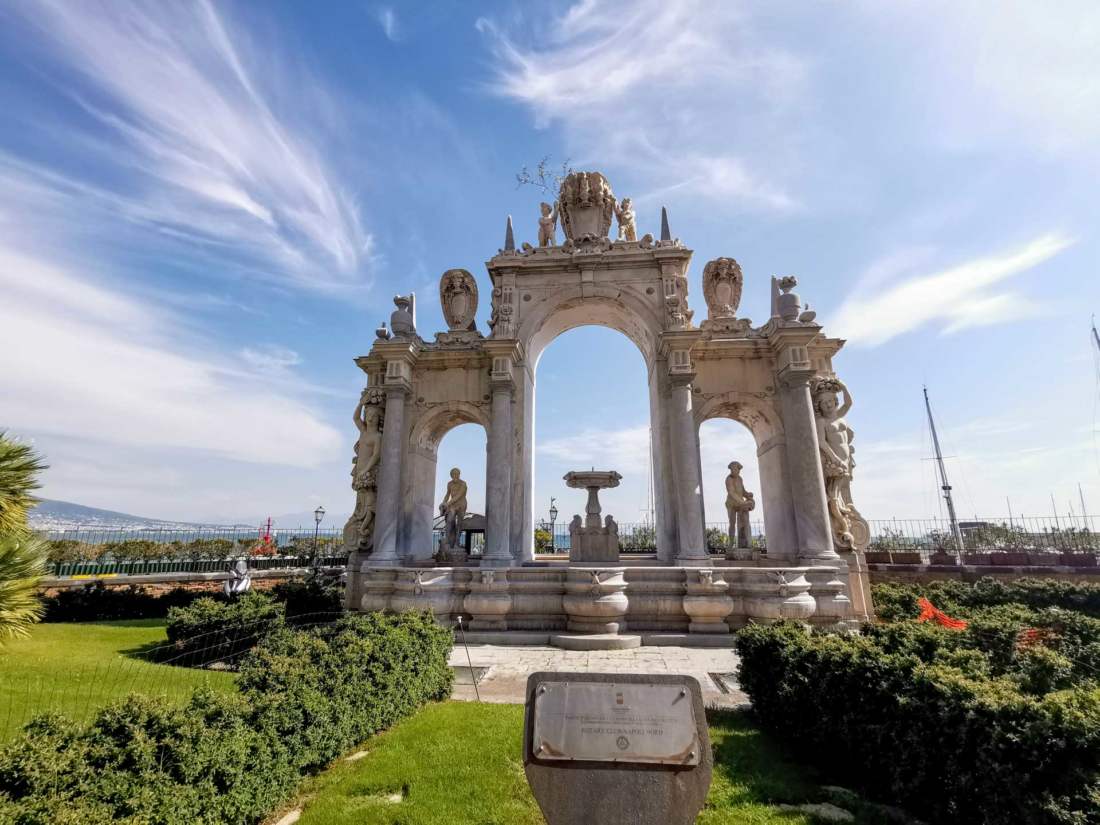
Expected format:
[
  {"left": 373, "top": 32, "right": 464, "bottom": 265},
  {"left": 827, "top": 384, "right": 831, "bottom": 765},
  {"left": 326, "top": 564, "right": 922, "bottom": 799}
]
[
  {"left": 812, "top": 376, "right": 869, "bottom": 551},
  {"left": 538, "top": 201, "right": 559, "bottom": 246},
  {"left": 703, "top": 257, "right": 744, "bottom": 320},
  {"left": 614, "top": 196, "right": 636, "bottom": 242}
]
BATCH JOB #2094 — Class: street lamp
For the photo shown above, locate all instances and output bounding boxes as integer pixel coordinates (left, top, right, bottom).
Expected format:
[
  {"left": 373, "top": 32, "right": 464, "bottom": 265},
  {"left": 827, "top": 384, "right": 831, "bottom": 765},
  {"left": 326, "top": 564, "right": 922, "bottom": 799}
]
[
  {"left": 312, "top": 505, "right": 325, "bottom": 565},
  {"left": 548, "top": 497, "right": 558, "bottom": 553}
]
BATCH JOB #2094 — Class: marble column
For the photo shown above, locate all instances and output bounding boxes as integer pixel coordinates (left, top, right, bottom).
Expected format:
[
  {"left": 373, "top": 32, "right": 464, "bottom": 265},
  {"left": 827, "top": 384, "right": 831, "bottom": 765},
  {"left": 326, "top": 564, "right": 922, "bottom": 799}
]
[
  {"left": 777, "top": 368, "right": 838, "bottom": 561},
  {"left": 370, "top": 386, "right": 408, "bottom": 565},
  {"left": 669, "top": 376, "right": 708, "bottom": 564},
  {"left": 483, "top": 381, "right": 514, "bottom": 567}
]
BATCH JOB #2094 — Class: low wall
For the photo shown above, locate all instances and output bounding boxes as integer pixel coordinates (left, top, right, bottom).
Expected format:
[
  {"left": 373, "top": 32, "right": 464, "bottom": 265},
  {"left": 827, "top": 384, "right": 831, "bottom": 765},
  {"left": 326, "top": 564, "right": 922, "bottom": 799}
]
[
  {"left": 868, "top": 564, "right": 1100, "bottom": 585},
  {"left": 37, "top": 566, "right": 333, "bottom": 597}
]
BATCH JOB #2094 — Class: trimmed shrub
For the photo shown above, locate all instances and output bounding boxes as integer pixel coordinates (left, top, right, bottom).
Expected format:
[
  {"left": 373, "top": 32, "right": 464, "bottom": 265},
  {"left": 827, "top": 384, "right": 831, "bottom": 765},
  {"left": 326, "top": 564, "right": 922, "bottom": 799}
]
[
  {"left": 0, "top": 612, "right": 453, "bottom": 824},
  {"left": 873, "top": 577, "right": 1100, "bottom": 621},
  {"left": 42, "top": 582, "right": 208, "bottom": 622},
  {"left": 736, "top": 622, "right": 1100, "bottom": 824},
  {"left": 269, "top": 578, "right": 344, "bottom": 624},
  {"left": 164, "top": 592, "right": 285, "bottom": 666}
]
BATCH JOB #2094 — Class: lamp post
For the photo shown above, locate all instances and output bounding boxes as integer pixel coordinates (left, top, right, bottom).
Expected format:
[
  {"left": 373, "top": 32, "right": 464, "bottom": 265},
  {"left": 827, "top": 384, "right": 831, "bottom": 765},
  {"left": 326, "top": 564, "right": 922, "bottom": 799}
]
[
  {"left": 313, "top": 505, "right": 325, "bottom": 567},
  {"left": 548, "top": 497, "right": 558, "bottom": 553}
]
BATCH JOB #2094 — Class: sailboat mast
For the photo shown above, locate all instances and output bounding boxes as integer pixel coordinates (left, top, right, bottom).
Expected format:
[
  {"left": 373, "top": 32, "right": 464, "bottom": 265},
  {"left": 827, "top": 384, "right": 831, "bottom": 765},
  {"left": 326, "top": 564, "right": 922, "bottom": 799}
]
[{"left": 924, "top": 386, "right": 965, "bottom": 556}]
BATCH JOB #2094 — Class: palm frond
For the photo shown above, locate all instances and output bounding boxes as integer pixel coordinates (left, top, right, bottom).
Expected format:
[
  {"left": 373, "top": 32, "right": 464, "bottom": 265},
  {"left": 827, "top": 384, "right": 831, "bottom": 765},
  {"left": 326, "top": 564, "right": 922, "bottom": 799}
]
[
  {"left": 0, "top": 531, "right": 47, "bottom": 641},
  {"left": 0, "top": 432, "right": 47, "bottom": 535}
]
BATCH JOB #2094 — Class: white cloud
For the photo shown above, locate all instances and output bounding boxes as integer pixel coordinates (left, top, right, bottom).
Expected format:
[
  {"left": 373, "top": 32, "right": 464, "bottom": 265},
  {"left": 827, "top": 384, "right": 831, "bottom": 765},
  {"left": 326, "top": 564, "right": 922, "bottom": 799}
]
[
  {"left": 0, "top": 245, "right": 341, "bottom": 467},
  {"left": 831, "top": 233, "right": 1074, "bottom": 346},
  {"left": 240, "top": 345, "right": 302, "bottom": 376},
  {"left": 6, "top": 0, "right": 371, "bottom": 289},
  {"left": 537, "top": 425, "right": 652, "bottom": 475},
  {"left": 374, "top": 6, "right": 400, "bottom": 42},
  {"left": 477, "top": 0, "right": 805, "bottom": 210}
]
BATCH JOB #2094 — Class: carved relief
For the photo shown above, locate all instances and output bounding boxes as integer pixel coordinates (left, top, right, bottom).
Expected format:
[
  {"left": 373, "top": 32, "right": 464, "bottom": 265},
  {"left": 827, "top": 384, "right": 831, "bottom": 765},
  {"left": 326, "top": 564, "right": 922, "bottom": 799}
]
[
  {"left": 440, "top": 269, "right": 478, "bottom": 331},
  {"left": 488, "top": 285, "right": 515, "bottom": 338},
  {"left": 702, "top": 257, "right": 744, "bottom": 320},
  {"left": 344, "top": 388, "right": 386, "bottom": 556},
  {"left": 557, "top": 171, "right": 615, "bottom": 241}
]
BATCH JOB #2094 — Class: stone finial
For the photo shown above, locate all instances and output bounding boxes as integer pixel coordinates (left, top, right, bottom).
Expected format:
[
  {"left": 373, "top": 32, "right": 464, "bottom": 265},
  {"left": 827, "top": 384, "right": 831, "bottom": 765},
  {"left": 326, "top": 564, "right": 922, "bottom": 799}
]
[
  {"left": 375, "top": 321, "right": 391, "bottom": 340},
  {"left": 390, "top": 293, "right": 417, "bottom": 338},
  {"left": 505, "top": 215, "right": 516, "bottom": 251},
  {"left": 771, "top": 276, "right": 800, "bottom": 322},
  {"left": 660, "top": 206, "right": 671, "bottom": 242}
]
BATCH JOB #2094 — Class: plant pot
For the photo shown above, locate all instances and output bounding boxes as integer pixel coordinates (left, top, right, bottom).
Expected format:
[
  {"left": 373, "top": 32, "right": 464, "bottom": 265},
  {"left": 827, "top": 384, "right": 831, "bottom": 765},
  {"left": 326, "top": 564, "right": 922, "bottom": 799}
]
[
  {"left": 991, "top": 552, "right": 1028, "bottom": 566},
  {"left": 1026, "top": 552, "right": 1060, "bottom": 566},
  {"left": 929, "top": 553, "right": 958, "bottom": 566},
  {"left": 1060, "top": 553, "right": 1098, "bottom": 568},
  {"left": 864, "top": 551, "right": 891, "bottom": 564},
  {"left": 964, "top": 553, "right": 991, "bottom": 565},
  {"left": 889, "top": 552, "right": 921, "bottom": 565}
]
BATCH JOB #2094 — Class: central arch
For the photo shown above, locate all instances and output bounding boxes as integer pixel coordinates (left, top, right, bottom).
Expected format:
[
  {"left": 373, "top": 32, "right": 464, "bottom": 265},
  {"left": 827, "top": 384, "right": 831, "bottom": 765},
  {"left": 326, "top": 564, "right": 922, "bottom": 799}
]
[{"left": 513, "top": 289, "right": 680, "bottom": 562}]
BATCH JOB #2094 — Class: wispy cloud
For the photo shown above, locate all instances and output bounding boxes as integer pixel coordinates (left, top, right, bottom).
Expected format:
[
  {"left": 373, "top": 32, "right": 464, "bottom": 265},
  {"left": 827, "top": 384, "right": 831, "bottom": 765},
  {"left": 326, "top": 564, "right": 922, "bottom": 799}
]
[
  {"left": 0, "top": 244, "right": 341, "bottom": 466},
  {"left": 831, "top": 233, "right": 1074, "bottom": 346},
  {"left": 5, "top": 0, "right": 371, "bottom": 289},
  {"left": 476, "top": 0, "right": 805, "bottom": 210},
  {"left": 374, "top": 6, "right": 400, "bottom": 42},
  {"left": 240, "top": 345, "right": 302, "bottom": 376},
  {"left": 538, "top": 425, "right": 651, "bottom": 475}
]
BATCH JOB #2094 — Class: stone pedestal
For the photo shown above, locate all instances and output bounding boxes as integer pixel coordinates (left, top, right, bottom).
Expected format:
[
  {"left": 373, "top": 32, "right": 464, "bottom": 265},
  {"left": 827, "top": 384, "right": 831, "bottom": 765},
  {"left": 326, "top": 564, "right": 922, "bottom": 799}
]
[
  {"left": 569, "top": 522, "right": 620, "bottom": 562},
  {"left": 562, "top": 568, "right": 629, "bottom": 633},
  {"left": 465, "top": 569, "right": 512, "bottom": 630},
  {"left": 682, "top": 570, "right": 734, "bottom": 633}
]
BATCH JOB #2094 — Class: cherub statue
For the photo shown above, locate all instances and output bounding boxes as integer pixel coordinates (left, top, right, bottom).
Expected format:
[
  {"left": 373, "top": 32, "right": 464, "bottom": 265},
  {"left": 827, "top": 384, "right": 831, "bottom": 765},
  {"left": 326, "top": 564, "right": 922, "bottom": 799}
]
[
  {"left": 614, "top": 197, "right": 636, "bottom": 242},
  {"left": 538, "top": 201, "right": 559, "bottom": 246}
]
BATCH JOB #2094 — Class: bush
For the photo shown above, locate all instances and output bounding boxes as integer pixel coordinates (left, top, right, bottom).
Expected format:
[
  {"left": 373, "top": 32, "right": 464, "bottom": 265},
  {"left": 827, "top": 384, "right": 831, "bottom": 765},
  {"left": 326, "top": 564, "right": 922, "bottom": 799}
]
[
  {"left": 0, "top": 611, "right": 452, "bottom": 824},
  {"left": 42, "top": 582, "right": 208, "bottom": 622},
  {"left": 873, "top": 577, "right": 1100, "bottom": 621},
  {"left": 736, "top": 622, "right": 1100, "bottom": 824},
  {"left": 269, "top": 578, "right": 344, "bottom": 624},
  {"left": 164, "top": 592, "right": 285, "bottom": 666}
]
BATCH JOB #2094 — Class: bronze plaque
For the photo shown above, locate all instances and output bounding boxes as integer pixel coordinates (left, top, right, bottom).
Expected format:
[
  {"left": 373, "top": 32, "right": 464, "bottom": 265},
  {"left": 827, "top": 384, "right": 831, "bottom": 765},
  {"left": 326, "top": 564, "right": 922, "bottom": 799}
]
[{"left": 531, "top": 680, "right": 700, "bottom": 766}]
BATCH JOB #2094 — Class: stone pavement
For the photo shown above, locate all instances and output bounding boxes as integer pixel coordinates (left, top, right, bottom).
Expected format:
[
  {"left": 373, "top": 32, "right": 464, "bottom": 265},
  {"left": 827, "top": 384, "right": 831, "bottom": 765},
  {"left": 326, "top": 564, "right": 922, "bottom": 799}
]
[{"left": 449, "top": 644, "right": 749, "bottom": 708}]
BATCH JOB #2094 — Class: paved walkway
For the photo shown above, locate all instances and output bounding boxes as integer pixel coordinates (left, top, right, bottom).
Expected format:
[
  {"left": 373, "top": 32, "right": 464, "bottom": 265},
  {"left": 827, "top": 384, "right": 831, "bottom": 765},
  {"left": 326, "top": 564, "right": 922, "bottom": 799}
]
[{"left": 448, "top": 644, "right": 749, "bottom": 708}]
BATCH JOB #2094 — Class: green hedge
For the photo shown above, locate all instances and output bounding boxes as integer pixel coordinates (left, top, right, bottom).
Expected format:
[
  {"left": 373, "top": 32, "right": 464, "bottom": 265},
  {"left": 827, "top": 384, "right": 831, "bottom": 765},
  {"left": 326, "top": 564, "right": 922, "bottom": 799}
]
[
  {"left": 736, "top": 622, "right": 1100, "bottom": 824},
  {"left": 873, "top": 577, "right": 1100, "bottom": 621},
  {"left": 0, "top": 612, "right": 453, "bottom": 824},
  {"left": 164, "top": 592, "right": 288, "bottom": 667}
]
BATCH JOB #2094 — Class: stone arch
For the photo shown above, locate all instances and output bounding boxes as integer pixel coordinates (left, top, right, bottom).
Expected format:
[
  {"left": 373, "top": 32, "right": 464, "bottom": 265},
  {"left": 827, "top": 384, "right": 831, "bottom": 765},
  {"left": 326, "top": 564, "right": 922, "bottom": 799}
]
[
  {"left": 696, "top": 392, "right": 798, "bottom": 559},
  {"left": 404, "top": 401, "right": 490, "bottom": 562},
  {"left": 513, "top": 287, "right": 675, "bottom": 561}
]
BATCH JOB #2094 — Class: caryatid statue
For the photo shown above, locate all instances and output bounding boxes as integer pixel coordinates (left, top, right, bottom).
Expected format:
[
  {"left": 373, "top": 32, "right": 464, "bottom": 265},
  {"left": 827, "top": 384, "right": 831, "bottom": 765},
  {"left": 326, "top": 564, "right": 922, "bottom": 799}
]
[
  {"left": 538, "top": 201, "right": 559, "bottom": 247},
  {"left": 345, "top": 389, "right": 384, "bottom": 553},
  {"left": 438, "top": 467, "right": 468, "bottom": 552},
  {"left": 812, "top": 376, "right": 869, "bottom": 551},
  {"left": 614, "top": 197, "right": 636, "bottom": 242},
  {"left": 724, "top": 461, "right": 755, "bottom": 550}
]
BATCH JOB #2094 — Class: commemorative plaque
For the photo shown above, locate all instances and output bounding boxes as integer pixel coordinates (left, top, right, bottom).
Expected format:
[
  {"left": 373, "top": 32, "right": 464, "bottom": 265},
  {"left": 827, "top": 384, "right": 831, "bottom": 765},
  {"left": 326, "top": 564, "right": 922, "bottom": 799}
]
[{"left": 524, "top": 672, "right": 712, "bottom": 825}]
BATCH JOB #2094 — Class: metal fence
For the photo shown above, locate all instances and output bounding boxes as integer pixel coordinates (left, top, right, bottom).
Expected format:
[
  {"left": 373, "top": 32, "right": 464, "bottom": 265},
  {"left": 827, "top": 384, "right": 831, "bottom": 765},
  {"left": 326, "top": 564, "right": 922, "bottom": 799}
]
[
  {"left": 531, "top": 521, "right": 768, "bottom": 554},
  {"left": 864, "top": 517, "right": 1100, "bottom": 554}
]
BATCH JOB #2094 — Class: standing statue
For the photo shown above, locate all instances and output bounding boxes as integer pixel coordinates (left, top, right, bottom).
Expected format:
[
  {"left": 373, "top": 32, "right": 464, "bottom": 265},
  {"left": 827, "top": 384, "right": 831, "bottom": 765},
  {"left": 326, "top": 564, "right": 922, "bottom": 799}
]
[
  {"left": 344, "top": 389, "right": 384, "bottom": 556},
  {"left": 614, "top": 197, "right": 636, "bottom": 242},
  {"left": 724, "top": 461, "right": 756, "bottom": 551},
  {"left": 438, "top": 467, "right": 468, "bottom": 554},
  {"left": 812, "top": 376, "right": 869, "bottom": 550},
  {"left": 538, "top": 201, "right": 559, "bottom": 247}
]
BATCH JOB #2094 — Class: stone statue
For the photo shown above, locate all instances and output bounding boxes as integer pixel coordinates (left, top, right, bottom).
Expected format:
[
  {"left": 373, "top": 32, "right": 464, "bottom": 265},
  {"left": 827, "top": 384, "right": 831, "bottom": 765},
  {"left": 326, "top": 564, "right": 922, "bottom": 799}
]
[
  {"left": 703, "top": 258, "right": 744, "bottom": 320},
  {"left": 538, "top": 201, "right": 559, "bottom": 246},
  {"left": 812, "top": 376, "right": 869, "bottom": 550},
  {"left": 344, "top": 389, "right": 384, "bottom": 555},
  {"left": 440, "top": 269, "right": 478, "bottom": 331},
  {"left": 614, "top": 197, "right": 636, "bottom": 242},
  {"left": 439, "top": 467, "right": 468, "bottom": 553},
  {"left": 223, "top": 559, "right": 251, "bottom": 597},
  {"left": 724, "top": 461, "right": 755, "bottom": 551}
]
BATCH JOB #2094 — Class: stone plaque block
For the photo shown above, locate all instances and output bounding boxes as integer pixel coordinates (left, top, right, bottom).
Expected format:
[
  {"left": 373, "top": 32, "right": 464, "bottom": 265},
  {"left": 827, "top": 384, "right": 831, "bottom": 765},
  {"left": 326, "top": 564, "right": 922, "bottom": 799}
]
[{"left": 524, "top": 672, "right": 712, "bottom": 825}]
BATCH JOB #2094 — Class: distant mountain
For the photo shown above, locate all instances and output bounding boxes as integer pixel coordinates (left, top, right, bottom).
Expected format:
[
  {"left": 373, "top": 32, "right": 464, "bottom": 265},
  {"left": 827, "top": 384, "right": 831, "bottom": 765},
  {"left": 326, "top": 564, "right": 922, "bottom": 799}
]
[
  {"left": 29, "top": 499, "right": 226, "bottom": 531},
  {"left": 266, "top": 509, "right": 351, "bottom": 530}
]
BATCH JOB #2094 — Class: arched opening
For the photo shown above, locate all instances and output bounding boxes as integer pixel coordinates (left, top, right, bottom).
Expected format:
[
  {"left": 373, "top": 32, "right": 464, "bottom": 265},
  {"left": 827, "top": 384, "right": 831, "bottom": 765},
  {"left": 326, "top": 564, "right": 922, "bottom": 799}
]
[
  {"left": 432, "top": 423, "right": 487, "bottom": 557},
  {"left": 404, "top": 402, "right": 489, "bottom": 562},
  {"left": 533, "top": 325, "right": 654, "bottom": 555},
  {"left": 698, "top": 418, "right": 765, "bottom": 554}
]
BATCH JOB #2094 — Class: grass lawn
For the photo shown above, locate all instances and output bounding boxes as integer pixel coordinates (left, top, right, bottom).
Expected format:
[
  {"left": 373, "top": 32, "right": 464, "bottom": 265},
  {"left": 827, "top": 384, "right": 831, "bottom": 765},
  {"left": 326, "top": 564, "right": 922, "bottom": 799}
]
[
  {"left": 284, "top": 702, "right": 890, "bottom": 825},
  {"left": 0, "top": 619, "right": 236, "bottom": 739}
]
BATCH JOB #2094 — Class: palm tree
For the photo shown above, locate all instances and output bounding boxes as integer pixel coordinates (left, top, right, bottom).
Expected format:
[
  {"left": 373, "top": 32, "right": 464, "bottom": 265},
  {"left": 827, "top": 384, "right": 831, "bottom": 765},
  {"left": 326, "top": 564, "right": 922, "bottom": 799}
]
[{"left": 0, "top": 432, "right": 47, "bottom": 639}]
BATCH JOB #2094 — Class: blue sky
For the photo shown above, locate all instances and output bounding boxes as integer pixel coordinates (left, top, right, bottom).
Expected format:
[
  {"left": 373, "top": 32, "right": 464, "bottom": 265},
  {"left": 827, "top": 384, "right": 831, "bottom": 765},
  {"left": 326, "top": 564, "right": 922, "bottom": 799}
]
[{"left": 1, "top": 0, "right": 1098, "bottom": 528}]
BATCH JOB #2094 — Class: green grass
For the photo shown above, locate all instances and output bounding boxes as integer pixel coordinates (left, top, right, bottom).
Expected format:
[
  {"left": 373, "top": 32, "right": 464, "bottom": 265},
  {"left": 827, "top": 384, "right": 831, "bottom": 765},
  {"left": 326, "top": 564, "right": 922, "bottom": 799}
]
[
  {"left": 0, "top": 619, "right": 236, "bottom": 739},
  {"left": 286, "top": 703, "right": 889, "bottom": 825}
]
